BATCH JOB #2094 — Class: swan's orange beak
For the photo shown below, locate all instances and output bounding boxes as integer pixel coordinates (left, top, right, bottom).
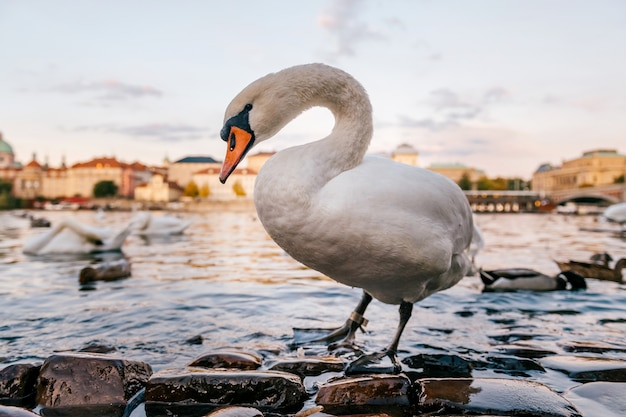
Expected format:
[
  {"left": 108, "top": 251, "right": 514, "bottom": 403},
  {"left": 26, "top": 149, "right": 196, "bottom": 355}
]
[{"left": 219, "top": 126, "right": 254, "bottom": 183}]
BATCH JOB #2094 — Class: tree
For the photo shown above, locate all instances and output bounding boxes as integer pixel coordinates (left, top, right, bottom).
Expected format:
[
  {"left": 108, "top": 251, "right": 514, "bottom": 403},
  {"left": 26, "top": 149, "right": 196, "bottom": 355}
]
[
  {"left": 93, "top": 180, "right": 118, "bottom": 198},
  {"left": 0, "top": 179, "right": 14, "bottom": 209},
  {"left": 476, "top": 176, "right": 493, "bottom": 191},
  {"left": 232, "top": 180, "right": 246, "bottom": 197},
  {"left": 615, "top": 174, "right": 624, "bottom": 184},
  {"left": 199, "top": 183, "right": 210, "bottom": 198},
  {"left": 457, "top": 172, "right": 472, "bottom": 190},
  {"left": 183, "top": 181, "right": 199, "bottom": 198}
]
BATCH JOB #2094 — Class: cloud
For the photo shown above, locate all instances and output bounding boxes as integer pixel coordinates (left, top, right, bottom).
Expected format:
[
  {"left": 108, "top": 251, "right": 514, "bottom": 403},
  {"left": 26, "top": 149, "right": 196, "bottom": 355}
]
[
  {"left": 397, "top": 87, "right": 511, "bottom": 132},
  {"left": 74, "top": 123, "right": 207, "bottom": 142},
  {"left": 317, "top": 0, "right": 386, "bottom": 58},
  {"left": 51, "top": 79, "right": 163, "bottom": 102}
]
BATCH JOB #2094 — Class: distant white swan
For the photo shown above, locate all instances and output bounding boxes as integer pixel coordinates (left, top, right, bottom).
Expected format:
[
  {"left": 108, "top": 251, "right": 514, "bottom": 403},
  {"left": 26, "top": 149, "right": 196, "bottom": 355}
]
[
  {"left": 601, "top": 202, "right": 626, "bottom": 227},
  {"left": 23, "top": 219, "right": 132, "bottom": 255},
  {"left": 130, "top": 212, "right": 191, "bottom": 236},
  {"left": 218, "top": 63, "right": 475, "bottom": 374}
]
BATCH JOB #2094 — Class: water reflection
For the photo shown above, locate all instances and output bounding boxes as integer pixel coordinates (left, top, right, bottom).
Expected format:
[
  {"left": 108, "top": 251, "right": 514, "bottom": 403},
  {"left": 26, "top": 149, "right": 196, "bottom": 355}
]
[{"left": 1, "top": 209, "right": 625, "bottom": 399}]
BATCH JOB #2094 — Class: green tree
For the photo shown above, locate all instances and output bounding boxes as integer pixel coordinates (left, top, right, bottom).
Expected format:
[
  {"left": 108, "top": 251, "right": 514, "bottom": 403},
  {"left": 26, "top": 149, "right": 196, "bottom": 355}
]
[
  {"left": 615, "top": 174, "right": 624, "bottom": 184},
  {"left": 476, "top": 176, "right": 493, "bottom": 190},
  {"left": 0, "top": 179, "right": 13, "bottom": 209},
  {"left": 457, "top": 172, "right": 472, "bottom": 190},
  {"left": 490, "top": 177, "right": 508, "bottom": 190},
  {"left": 184, "top": 181, "right": 199, "bottom": 197},
  {"left": 0, "top": 178, "right": 12, "bottom": 194},
  {"left": 232, "top": 180, "right": 246, "bottom": 197},
  {"left": 199, "top": 183, "right": 210, "bottom": 198},
  {"left": 93, "top": 180, "right": 119, "bottom": 198}
]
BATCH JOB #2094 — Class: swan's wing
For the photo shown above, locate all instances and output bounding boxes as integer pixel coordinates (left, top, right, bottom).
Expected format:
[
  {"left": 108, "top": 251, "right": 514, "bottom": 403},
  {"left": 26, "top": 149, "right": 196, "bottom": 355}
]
[{"left": 318, "top": 157, "right": 473, "bottom": 255}]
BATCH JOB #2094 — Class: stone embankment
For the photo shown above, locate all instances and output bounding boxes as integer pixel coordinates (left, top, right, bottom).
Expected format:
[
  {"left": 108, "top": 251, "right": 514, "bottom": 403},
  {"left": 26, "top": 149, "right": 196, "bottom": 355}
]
[{"left": 3, "top": 344, "right": 626, "bottom": 417}]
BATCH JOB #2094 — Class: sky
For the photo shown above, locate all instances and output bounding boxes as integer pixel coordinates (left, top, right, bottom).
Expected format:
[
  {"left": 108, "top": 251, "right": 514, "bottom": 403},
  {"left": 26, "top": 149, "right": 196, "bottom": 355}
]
[{"left": 1, "top": 0, "right": 625, "bottom": 179}]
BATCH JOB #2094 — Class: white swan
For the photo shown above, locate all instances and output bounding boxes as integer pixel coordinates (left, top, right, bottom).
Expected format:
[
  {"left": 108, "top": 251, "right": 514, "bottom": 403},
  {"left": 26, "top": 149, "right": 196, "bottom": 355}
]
[
  {"left": 129, "top": 212, "right": 192, "bottom": 236},
  {"left": 23, "top": 218, "right": 132, "bottom": 255},
  {"left": 218, "top": 63, "right": 475, "bottom": 374},
  {"left": 601, "top": 202, "right": 626, "bottom": 227}
]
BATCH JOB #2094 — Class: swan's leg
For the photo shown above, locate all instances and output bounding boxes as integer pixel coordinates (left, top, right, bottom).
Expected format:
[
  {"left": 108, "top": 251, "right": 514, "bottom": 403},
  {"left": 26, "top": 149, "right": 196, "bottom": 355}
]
[
  {"left": 324, "top": 291, "right": 373, "bottom": 348},
  {"left": 345, "top": 301, "right": 413, "bottom": 375},
  {"left": 293, "top": 291, "right": 372, "bottom": 347}
]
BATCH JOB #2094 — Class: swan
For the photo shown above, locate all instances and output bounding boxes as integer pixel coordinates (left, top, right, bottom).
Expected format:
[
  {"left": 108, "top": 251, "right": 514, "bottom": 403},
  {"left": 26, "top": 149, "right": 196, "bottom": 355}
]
[
  {"left": 480, "top": 268, "right": 587, "bottom": 292},
  {"left": 129, "top": 212, "right": 191, "bottom": 236},
  {"left": 22, "top": 218, "right": 132, "bottom": 255},
  {"left": 601, "top": 202, "right": 626, "bottom": 228},
  {"left": 218, "top": 63, "right": 475, "bottom": 374}
]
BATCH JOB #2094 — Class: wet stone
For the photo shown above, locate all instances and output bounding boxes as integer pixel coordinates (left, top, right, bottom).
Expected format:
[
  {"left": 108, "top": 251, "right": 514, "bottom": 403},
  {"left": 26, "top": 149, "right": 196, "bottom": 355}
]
[
  {"left": 560, "top": 340, "right": 626, "bottom": 354},
  {"left": 564, "top": 381, "right": 626, "bottom": 417},
  {"left": 540, "top": 355, "right": 626, "bottom": 382},
  {"left": 483, "top": 355, "right": 546, "bottom": 376},
  {"left": 495, "top": 342, "right": 557, "bottom": 358},
  {"left": 78, "top": 258, "right": 131, "bottom": 284},
  {"left": 0, "top": 405, "right": 40, "bottom": 417},
  {"left": 78, "top": 341, "right": 118, "bottom": 354},
  {"left": 266, "top": 356, "right": 345, "bottom": 378},
  {"left": 145, "top": 368, "right": 307, "bottom": 415},
  {"left": 188, "top": 349, "right": 263, "bottom": 370},
  {"left": 36, "top": 352, "right": 152, "bottom": 414},
  {"left": 401, "top": 353, "right": 472, "bottom": 378},
  {"left": 203, "top": 405, "right": 264, "bottom": 417},
  {"left": 0, "top": 363, "right": 40, "bottom": 407},
  {"left": 315, "top": 373, "right": 411, "bottom": 415},
  {"left": 416, "top": 377, "right": 582, "bottom": 417}
]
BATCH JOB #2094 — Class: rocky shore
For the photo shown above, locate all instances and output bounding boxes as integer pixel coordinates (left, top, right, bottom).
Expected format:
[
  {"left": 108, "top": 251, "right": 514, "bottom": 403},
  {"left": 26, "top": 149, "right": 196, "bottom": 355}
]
[{"left": 2, "top": 343, "right": 626, "bottom": 417}]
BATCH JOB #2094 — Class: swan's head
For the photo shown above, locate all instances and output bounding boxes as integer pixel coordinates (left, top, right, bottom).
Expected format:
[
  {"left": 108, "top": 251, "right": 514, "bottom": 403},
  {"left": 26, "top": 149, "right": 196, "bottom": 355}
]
[
  {"left": 219, "top": 101, "right": 255, "bottom": 183},
  {"left": 219, "top": 64, "right": 334, "bottom": 182}
]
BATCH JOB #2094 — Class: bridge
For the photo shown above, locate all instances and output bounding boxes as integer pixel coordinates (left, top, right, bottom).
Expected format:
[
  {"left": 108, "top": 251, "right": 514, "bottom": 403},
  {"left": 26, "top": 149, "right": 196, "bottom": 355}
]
[
  {"left": 547, "top": 183, "right": 626, "bottom": 206},
  {"left": 463, "top": 191, "right": 542, "bottom": 213},
  {"left": 462, "top": 184, "right": 625, "bottom": 213}
]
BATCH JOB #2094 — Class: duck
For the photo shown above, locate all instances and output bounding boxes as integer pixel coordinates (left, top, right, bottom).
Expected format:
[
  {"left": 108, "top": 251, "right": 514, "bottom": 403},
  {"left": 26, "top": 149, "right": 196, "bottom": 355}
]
[
  {"left": 217, "top": 63, "right": 475, "bottom": 374},
  {"left": 129, "top": 212, "right": 191, "bottom": 236},
  {"left": 555, "top": 255, "right": 625, "bottom": 283},
  {"left": 22, "top": 218, "right": 132, "bottom": 255},
  {"left": 480, "top": 268, "right": 587, "bottom": 292}
]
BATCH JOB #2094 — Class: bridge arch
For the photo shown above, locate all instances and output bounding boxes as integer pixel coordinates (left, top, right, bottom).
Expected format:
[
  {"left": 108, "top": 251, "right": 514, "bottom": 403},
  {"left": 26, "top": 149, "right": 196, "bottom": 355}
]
[{"left": 554, "top": 194, "right": 619, "bottom": 206}]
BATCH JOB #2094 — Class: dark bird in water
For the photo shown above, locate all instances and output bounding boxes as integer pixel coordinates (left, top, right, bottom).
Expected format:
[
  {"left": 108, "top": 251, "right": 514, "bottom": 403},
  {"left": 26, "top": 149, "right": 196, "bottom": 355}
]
[{"left": 480, "top": 268, "right": 587, "bottom": 292}]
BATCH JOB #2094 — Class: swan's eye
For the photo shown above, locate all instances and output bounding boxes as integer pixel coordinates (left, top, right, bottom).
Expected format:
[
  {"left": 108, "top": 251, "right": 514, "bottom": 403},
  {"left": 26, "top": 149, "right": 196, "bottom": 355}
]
[{"left": 229, "top": 131, "right": 236, "bottom": 151}]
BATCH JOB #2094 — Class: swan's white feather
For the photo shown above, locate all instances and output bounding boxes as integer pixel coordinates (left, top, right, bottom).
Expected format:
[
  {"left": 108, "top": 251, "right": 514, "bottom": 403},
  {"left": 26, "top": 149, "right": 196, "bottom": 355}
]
[{"left": 223, "top": 63, "right": 474, "bottom": 306}]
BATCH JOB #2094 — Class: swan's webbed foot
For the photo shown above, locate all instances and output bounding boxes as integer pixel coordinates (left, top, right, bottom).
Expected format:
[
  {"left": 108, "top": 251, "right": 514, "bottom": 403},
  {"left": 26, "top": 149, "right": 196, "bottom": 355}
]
[
  {"left": 345, "top": 349, "right": 402, "bottom": 375},
  {"left": 291, "top": 311, "right": 367, "bottom": 349},
  {"left": 291, "top": 292, "right": 373, "bottom": 350}
]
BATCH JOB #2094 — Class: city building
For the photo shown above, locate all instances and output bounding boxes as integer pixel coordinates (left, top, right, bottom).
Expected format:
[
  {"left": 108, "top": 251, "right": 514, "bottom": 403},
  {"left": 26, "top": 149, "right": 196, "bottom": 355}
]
[
  {"left": 13, "top": 156, "right": 43, "bottom": 200},
  {"left": 427, "top": 162, "right": 485, "bottom": 186},
  {"left": 134, "top": 174, "right": 183, "bottom": 202},
  {"left": 532, "top": 149, "right": 626, "bottom": 196},
  {"left": 0, "top": 132, "right": 16, "bottom": 169},
  {"left": 167, "top": 156, "right": 221, "bottom": 188},
  {"left": 246, "top": 151, "right": 275, "bottom": 172},
  {"left": 391, "top": 144, "right": 418, "bottom": 166},
  {"left": 192, "top": 167, "right": 257, "bottom": 200}
]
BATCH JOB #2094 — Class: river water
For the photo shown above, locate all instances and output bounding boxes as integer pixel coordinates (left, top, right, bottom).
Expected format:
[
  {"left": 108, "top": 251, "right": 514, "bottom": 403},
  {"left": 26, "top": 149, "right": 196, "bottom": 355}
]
[{"left": 1, "top": 207, "right": 626, "bottom": 413}]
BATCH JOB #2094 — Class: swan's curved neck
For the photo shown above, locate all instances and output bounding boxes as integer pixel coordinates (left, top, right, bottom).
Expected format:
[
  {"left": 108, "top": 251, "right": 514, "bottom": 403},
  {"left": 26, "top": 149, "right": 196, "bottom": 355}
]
[
  {"left": 259, "top": 65, "right": 374, "bottom": 190},
  {"left": 297, "top": 68, "right": 373, "bottom": 176}
]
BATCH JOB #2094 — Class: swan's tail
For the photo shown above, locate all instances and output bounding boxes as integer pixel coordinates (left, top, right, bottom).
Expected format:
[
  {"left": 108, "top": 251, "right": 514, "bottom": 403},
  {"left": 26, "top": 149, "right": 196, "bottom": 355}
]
[{"left": 466, "top": 223, "right": 485, "bottom": 276}]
